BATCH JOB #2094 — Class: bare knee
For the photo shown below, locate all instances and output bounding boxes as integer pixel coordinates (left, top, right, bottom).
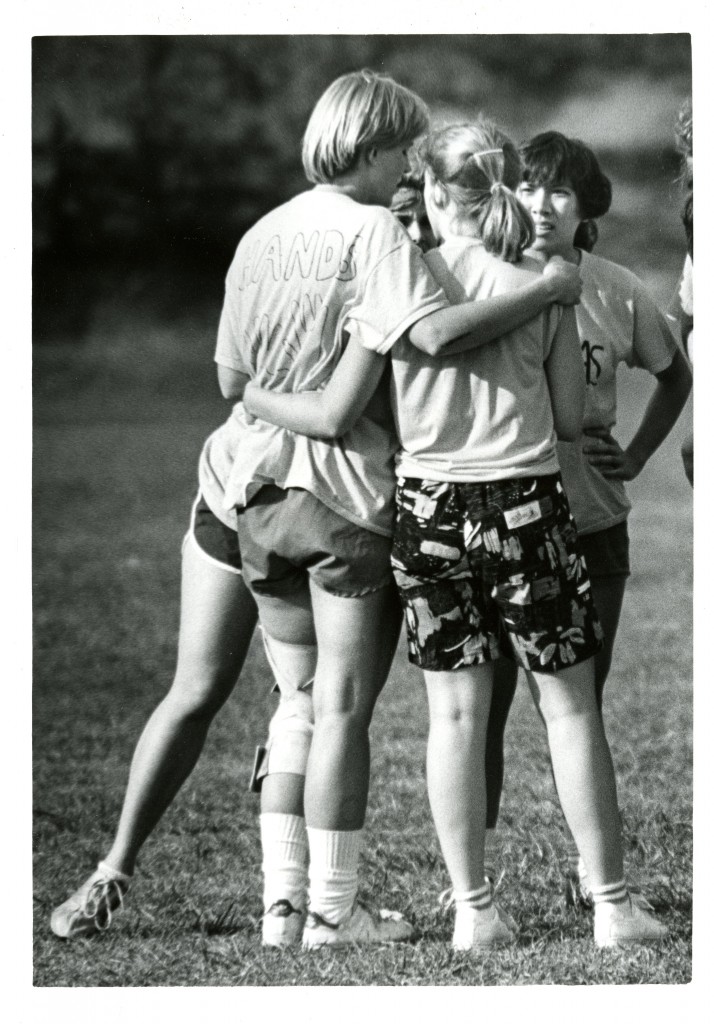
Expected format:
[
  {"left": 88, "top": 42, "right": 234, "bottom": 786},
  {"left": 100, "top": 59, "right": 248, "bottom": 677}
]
[{"left": 162, "top": 665, "right": 235, "bottom": 722}]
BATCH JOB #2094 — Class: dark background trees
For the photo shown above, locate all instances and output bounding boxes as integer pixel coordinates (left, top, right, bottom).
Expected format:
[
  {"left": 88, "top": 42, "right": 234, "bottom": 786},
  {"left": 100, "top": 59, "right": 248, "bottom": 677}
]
[{"left": 32, "top": 34, "right": 692, "bottom": 340}]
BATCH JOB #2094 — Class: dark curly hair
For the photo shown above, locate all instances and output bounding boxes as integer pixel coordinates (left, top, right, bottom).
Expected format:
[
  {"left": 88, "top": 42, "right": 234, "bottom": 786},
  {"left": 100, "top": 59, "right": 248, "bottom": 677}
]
[{"left": 519, "top": 131, "right": 612, "bottom": 253}]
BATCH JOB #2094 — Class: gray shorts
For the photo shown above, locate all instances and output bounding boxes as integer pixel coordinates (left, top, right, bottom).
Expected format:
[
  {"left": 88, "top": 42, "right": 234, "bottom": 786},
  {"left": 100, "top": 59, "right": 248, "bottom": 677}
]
[{"left": 235, "top": 485, "right": 393, "bottom": 598}]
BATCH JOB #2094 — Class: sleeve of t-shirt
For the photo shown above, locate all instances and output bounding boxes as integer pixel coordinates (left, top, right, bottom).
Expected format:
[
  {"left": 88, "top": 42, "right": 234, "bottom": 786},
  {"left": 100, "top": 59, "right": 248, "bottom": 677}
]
[
  {"left": 628, "top": 281, "right": 679, "bottom": 374},
  {"left": 344, "top": 212, "right": 449, "bottom": 354},
  {"left": 214, "top": 262, "right": 251, "bottom": 374}
]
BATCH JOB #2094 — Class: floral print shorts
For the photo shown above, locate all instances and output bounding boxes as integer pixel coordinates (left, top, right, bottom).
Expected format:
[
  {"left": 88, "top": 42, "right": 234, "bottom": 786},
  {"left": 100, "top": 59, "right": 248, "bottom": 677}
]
[{"left": 391, "top": 473, "right": 603, "bottom": 674}]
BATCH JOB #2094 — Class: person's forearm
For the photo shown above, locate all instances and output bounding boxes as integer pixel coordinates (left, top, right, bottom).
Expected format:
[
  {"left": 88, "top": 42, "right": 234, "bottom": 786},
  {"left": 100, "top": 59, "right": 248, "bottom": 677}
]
[
  {"left": 626, "top": 364, "right": 692, "bottom": 472},
  {"left": 408, "top": 277, "right": 558, "bottom": 357},
  {"left": 244, "top": 385, "right": 341, "bottom": 439}
]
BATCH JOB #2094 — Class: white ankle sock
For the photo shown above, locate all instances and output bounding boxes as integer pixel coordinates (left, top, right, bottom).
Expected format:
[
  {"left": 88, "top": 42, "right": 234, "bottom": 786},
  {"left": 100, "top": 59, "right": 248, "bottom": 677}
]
[
  {"left": 260, "top": 813, "right": 309, "bottom": 912},
  {"left": 453, "top": 881, "right": 493, "bottom": 911},
  {"left": 97, "top": 860, "right": 132, "bottom": 885},
  {"left": 590, "top": 879, "right": 628, "bottom": 906},
  {"left": 306, "top": 827, "right": 362, "bottom": 925}
]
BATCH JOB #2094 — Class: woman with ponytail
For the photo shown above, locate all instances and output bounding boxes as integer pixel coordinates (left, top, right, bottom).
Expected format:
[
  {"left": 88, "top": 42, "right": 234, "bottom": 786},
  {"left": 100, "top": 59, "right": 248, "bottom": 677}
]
[{"left": 379, "top": 120, "right": 665, "bottom": 951}]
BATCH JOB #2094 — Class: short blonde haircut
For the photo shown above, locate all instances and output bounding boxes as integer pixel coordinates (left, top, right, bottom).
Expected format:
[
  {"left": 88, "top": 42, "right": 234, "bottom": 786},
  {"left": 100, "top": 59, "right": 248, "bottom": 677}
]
[{"left": 302, "top": 69, "right": 430, "bottom": 184}]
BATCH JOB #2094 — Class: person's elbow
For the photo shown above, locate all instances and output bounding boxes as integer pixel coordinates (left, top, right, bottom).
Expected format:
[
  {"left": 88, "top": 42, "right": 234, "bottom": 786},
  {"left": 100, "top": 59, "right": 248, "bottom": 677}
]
[
  {"left": 217, "top": 364, "right": 248, "bottom": 401},
  {"left": 318, "top": 407, "right": 358, "bottom": 439},
  {"left": 552, "top": 394, "right": 585, "bottom": 441},
  {"left": 408, "top": 315, "right": 449, "bottom": 357}
]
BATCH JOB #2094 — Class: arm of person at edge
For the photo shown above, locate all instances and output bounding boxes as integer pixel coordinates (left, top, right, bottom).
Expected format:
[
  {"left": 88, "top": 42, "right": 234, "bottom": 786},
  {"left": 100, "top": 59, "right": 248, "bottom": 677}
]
[
  {"left": 237, "top": 257, "right": 583, "bottom": 440},
  {"left": 406, "top": 255, "right": 582, "bottom": 357},
  {"left": 543, "top": 305, "right": 585, "bottom": 442},
  {"left": 582, "top": 347, "right": 692, "bottom": 480}
]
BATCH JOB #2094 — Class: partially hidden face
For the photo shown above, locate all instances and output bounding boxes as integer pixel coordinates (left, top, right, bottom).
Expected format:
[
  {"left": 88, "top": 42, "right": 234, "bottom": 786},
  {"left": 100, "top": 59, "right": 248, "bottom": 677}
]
[
  {"left": 369, "top": 145, "right": 413, "bottom": 206},
  {"left": 517, "top": 180, "right": 582, "bottom": 257}
]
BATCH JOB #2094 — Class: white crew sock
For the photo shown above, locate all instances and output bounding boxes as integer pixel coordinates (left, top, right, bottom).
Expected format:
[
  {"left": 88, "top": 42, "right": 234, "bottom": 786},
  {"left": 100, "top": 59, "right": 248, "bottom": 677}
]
[
  {"left": 453, "top": 881, "right": 493, "bottom": 912},
  {"left": 590, "top": 878, "right": 628, "bottom": 908},
  {"left": 306, "top": 827, "right": 362, "bottom": 925},
  {"left": 260, "top": 813, "right": 309, "bottom": 912}
]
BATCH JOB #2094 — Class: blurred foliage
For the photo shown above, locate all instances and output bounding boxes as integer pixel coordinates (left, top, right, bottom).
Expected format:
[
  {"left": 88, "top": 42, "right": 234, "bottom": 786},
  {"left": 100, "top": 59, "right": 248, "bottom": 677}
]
[{"left": 32, "top": 35, "right": 691, "bottom": 340}]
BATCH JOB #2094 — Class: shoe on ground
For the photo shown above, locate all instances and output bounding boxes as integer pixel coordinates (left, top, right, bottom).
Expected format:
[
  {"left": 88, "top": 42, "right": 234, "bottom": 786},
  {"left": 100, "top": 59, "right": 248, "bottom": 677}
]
[
  {"left": 302, "top": 903, "right": 413, "bottom": 949},
  {"left": 567, "top": 871, "right": 657, "bottom": 914},
  {"left": 594, "top": 895, "right": 669, "bottom": 948},
  {"left": 452, "top": 900, "right": 518, "bottom": 952},
  {"left": 440, "top": 884, "right": 520, "bottom": 936},
  {"left": 50, "top": 861, "right": 131, "bottom": 939},
  {"left": 262, "top": 899, "right": 306, "bottom": 947}
]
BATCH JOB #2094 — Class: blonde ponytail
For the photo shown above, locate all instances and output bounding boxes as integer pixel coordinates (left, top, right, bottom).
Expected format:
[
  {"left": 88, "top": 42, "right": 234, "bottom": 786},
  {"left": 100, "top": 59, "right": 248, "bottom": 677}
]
[{"left": 421, "top": 121, "right": 533, "bottom": 262}]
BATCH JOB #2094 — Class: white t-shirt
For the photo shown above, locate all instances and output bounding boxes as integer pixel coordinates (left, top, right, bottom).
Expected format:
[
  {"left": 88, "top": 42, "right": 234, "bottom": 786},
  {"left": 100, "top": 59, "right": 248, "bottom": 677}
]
[
  {"left": 214, "top": 188, "right": 449, "bottom": 536},
  {"left": 556, "top": 250, "right": 678, "bottom": 535},
  {"left": 392, "top": 237, "right": 562, "bottom": 482}
]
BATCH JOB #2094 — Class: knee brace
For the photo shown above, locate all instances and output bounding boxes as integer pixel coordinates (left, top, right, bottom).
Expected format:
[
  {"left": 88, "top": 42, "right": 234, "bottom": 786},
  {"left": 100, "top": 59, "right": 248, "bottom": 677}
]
[{"left": 252, "top": 629, "right": 317, "bottom": 786}]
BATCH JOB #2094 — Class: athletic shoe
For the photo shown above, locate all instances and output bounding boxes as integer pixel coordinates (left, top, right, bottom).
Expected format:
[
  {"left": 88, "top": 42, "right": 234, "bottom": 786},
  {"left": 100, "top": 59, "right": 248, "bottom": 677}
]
[
  {"left": 594, "top": 895, "right": 669, "bottom": 948},
  {"left": 50, "top": 861, "right": 131, "bottom": 939},
  {"left": 566, "top": 871, "right": 656, "bottom": 914},
  {"left": 439, "top": 884, "right": 520, "bottom": 935},
  {"left": 302, "top": 903, "right": 413, "bottom": 949},
  {"left": 262, "top": 899, "right": 306, "bottom": 947},
  {"left": 452, "top": 900, "right": 518, "bottom": 952}
]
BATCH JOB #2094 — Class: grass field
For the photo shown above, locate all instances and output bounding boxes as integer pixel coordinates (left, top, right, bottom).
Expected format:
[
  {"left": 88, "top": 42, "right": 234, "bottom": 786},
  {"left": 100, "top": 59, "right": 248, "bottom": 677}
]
[{"left": 32, "top": 297, "right": 692, "bottom": 988}]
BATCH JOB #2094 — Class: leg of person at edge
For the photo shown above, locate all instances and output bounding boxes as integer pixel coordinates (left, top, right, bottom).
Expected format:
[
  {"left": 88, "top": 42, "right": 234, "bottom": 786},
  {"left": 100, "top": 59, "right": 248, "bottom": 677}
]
[{"left": 481, "top": 129, "right": 691, "bottom": 918}]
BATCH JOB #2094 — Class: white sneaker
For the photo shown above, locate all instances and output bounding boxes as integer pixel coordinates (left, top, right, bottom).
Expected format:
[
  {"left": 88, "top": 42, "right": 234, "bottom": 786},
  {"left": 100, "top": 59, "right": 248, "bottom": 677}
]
[
  {"left": 594, "top": 895, "right": 669, "bottom": 948},
  {"left": 50, "top": 862, "right": 131, "bottom": 939},
  {"left": 452, "top": 900, "right": 518, "bottom": 952},
  {"left": 302, "top": 903, "right": 413, "bottom": 949},
  {"left": 569, "top": 872, "right": 656, "bottom": 914},
  {"left": 440, "top": 884, "right": 520, "bottom": 936},
  {"left": 262, "top": 899, "right": 306, "bottom": 947}
]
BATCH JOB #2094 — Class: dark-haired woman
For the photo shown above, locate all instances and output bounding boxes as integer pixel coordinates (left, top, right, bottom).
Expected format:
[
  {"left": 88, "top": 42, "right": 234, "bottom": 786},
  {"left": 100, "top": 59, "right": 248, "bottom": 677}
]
[{"left": 487, "top": 130, "right": 691, "bottom": 904}]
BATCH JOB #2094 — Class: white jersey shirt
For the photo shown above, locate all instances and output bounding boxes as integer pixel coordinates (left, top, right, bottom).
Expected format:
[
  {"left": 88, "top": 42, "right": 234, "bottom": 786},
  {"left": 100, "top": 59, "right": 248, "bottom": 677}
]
[
  {"left": 392, "top": 237, "right": 562, "bottom": 482},
  {"left": 556, "top": 250, "right": 679, "bottom": 535},
  {"left": 214, "top": 187, "right": 448, "bottom": 536}
]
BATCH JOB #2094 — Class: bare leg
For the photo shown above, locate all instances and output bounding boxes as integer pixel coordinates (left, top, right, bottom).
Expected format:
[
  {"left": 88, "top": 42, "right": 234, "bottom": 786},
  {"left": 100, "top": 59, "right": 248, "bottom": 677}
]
[
  {"left": 424, "top": 664, "right": 493, "bottom": 892},
  {"left": 590, "top": 576, "right": 627, "bottom": 712},
  {"left": 303, "top": 582, "right": 401, "bottom": 831},
  {"left": 528, "top": 658, "right": 623, "bottom": 888},
  {"left": 260, "top": 585, "right": 401, "bottom": 818},
  {"left": 104, "top": 538, "right": 257, "bottom": 875},
  {"left": 485, "top": 659, "right": 518, "bottom": 829}
]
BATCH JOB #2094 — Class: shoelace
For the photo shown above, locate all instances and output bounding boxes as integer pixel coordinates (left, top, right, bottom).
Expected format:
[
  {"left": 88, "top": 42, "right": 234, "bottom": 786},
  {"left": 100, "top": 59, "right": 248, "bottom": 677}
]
[
  {"left": 76, "top": 877, "right": 126, "bottom": 931},
  {"left": 438, "top": 888, "right": 455, "bottom": 911}
]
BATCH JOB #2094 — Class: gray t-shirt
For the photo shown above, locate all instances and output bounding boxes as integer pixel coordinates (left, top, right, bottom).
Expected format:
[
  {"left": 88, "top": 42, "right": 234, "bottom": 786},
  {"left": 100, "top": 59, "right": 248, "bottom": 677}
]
[
  {"left": 214, "top": 187, "right": 448, "bottom": 536},
  {"left": 392, "top": 237, "right": 561, "bottom": 483}
]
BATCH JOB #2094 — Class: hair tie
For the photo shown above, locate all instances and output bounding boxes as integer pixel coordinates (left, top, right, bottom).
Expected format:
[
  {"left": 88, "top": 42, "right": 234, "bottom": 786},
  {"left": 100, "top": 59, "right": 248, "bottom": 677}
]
[
  {"left": 471, "top": 148, "right": 503, "bottom": 159},
  {"left": 490, "top": 181, "right": 508, "bottom": 195}
]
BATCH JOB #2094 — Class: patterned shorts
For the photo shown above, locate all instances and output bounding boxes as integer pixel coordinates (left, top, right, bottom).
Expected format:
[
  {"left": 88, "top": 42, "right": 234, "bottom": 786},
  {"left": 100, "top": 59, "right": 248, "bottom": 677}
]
[{"left": 392, "top": 474, "right": 603, "bottom": 674}]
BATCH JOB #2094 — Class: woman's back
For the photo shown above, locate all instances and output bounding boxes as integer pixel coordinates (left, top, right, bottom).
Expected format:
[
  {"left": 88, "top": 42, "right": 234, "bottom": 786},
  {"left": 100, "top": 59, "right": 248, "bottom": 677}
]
[{"left": 391, "top": 237, "right": 561, "bottom": 482}]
